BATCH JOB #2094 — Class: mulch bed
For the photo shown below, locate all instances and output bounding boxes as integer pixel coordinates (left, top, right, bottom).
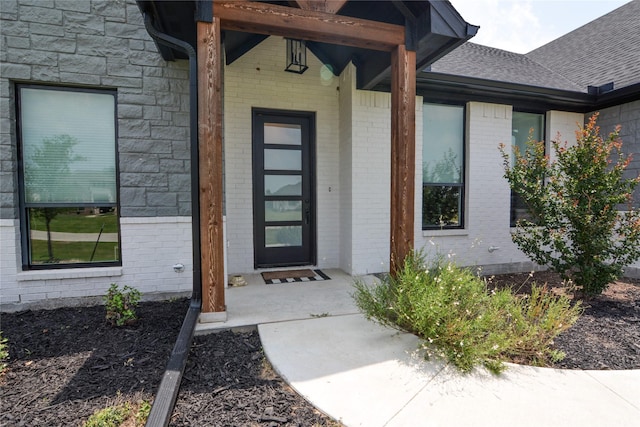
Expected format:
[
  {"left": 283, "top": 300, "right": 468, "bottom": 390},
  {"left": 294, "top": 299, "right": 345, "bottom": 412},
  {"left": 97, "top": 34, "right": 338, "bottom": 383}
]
[
  {"left": 0, "top": 299, "right": 335, "bottom": 427},
  {"left": 1, "top": 272, "right": 638, "bottom": 425}
]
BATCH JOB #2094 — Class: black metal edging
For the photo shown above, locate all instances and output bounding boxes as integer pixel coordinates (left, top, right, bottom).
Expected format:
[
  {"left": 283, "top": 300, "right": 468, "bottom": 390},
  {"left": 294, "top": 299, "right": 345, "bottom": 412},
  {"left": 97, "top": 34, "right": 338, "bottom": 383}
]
[{"left": 141, "top": 12, "right": 202, "bottom": 427}]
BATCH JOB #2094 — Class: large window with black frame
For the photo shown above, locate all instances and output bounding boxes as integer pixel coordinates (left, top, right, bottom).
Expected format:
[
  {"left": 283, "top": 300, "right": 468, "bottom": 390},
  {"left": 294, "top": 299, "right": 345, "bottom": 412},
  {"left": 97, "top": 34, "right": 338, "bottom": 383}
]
[
  {"left": 510, "top": 111, "right": 545, "bottom": 227},
  {"left": 422, "top": 103, "right": 465, "bottom": 229},
  {"left": 17, "top": 85, "right": 120, "bottom": 269}
]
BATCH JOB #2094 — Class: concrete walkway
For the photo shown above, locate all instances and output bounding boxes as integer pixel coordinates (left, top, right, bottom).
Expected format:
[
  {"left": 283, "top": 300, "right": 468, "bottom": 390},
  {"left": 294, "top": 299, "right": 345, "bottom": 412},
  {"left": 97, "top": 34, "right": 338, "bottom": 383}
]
[{"left": 197, "top": 269, "right": 640, "bottom": 427}]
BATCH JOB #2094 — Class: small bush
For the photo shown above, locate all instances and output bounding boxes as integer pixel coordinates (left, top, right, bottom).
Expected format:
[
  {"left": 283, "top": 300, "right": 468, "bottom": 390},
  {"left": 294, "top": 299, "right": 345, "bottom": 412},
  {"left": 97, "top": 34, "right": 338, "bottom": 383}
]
[
  {"left": 353, "top": 251, "right": 582, "bottom": 373},
  {"left": 104, "top": 284, "right": 141, "bottom": 327},
  {"left": 500, "top": 113, "right": 640, "bottom": 297},
  {"left": 0, "top": 332, "right": 8, "bottom": 374}
]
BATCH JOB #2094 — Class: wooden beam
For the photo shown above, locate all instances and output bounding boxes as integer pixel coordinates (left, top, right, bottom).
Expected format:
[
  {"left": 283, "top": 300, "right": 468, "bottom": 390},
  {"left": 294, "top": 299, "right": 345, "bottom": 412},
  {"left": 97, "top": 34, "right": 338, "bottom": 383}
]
[
  {"left": 197, "top": 19, "right": 225, "bottom": 313},
  {"left": 294, "top": 0, "right": 348, "bottom": 14},
  {"left": 389, "top": 44, "right": 416, "bottom": 276},
  {"left": 214, "top": 1, "right": 404, "bottom": 52}
]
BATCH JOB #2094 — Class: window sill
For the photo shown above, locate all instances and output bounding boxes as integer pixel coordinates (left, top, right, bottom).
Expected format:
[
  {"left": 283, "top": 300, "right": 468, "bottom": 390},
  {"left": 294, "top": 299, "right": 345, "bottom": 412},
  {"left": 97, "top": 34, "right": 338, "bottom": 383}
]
[
  {"left": 422, "top": 229, "right": 468, "bottom": 237},
  {"left": 17, "top": 266, "right": 123, "bottom": 282}
]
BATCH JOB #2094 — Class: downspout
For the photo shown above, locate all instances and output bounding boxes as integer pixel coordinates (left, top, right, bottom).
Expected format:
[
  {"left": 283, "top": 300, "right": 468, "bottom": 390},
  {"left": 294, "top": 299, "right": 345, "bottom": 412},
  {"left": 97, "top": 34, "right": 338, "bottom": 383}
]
[{"left": 142, "top": 13, "right": 202, "bottom": 427}]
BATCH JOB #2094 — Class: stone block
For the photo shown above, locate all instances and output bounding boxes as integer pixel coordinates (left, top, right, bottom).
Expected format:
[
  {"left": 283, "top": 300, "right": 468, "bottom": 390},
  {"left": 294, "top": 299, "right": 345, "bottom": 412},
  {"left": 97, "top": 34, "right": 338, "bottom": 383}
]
[
  {"left": 120, "top": 153, "right": 159, "bottom": 173},
  {"left": 120, "top": 172, "right": 167, "bottom": 188},
  {"left": 117, "top": 119, "right": 150, "bottom": 138},
  {"left": 0, "top": 63, "right": 31, "bottom": 79},
  {"left": 76, "top": 34, "right": 125, "bottom": 57},
  {"left": 59, "top": 72, "right": 100, "bottom": 85},
  {"left": 63, "top": 11, "right": 105, "bottom": 35},
  {"left": 119, "top": 187, "right": 146, "bottom": 207},
  {"left": 55, "top": 0, "right": 91, "bottom": 12},
  {"left": 107, "top": 59, "right": 141, "bottom": 78},
  {"left": 19, "top": 5, "right": 62, "bottom": 25},
  {"left": 117, "top": 104, "right": 143, "bottom": 119},
  {"left": 92, "top": 1, "right": 126, "bottom": 22},
  {"left": 6, "top": 36, "right": 30, "bottom": 49},
  {"left": 28, "top": 22, "right": 64, "bottom": 36},
  {"left": 159, "top": 159, "right": 184, "bottom": 173},
  {"left": 7, "top": 50, "right": 57, "bottom": 67},
  {"left": 147, "top": 192, "right": 176, "bottom": 207},
  {"left": 31, "top": 66, "right": 60, "bottom": 82},
  {"left": 59, "top": 54, "right": 106, "bottom": 75},
  {"left": 30, "top": 34, "right": 76, "bottom": 53},
  {"left": 168, "top": 173, "right": 190, "bottom": 192},
  {"left": 101, "top": 76, "right": 142, "bottom": 89}
]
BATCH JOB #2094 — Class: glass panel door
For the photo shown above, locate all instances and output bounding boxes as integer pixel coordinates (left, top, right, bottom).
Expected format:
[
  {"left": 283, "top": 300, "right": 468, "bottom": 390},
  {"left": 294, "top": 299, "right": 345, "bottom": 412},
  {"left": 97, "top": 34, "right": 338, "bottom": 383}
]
[{"left": 252, "top": 110, "right": 315, "bottom": 268}]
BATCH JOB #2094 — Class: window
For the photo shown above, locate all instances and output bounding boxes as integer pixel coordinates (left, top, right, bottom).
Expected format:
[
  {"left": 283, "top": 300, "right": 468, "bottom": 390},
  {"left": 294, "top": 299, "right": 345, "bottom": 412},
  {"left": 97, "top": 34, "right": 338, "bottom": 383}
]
[
  {"left": 422, "top": 103, "right": 465, "bottom": 229},
  {"left": 17, "top": 85, "right": 120, "bottom": 269},
  {"left": 510, "top": 111, "right": 545, "bottom": 226}
]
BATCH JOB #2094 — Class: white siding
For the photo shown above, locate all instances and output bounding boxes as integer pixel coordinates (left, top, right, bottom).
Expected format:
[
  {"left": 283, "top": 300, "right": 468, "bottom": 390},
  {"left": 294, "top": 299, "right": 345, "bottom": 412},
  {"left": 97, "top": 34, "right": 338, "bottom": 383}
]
[{"left": 1, "top": 217, "right": 193, "bottom": 311}]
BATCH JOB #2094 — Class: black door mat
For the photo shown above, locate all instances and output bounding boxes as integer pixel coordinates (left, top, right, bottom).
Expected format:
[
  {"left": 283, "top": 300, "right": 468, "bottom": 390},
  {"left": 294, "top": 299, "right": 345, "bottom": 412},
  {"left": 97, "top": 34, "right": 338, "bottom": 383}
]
[{"left": 262, "top": 269, "right": 330, "bottom": 284}]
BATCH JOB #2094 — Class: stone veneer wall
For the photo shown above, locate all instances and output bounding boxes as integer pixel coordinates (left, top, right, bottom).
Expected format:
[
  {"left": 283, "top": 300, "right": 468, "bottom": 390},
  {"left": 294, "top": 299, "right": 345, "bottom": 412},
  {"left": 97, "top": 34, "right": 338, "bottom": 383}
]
[{"left": 0, "top": 0, "right": 194, "bottom": 309}]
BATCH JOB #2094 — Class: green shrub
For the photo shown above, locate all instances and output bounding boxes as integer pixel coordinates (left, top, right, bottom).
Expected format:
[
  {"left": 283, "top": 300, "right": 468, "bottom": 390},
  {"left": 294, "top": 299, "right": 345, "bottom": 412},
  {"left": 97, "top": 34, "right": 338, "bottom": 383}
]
[
  {"left": 353, "top": 251, "right": 582, "bottom": 373},
  {"left": 0, "top": 332, "right": 8, "bottom": 374},
  {"left": 83, "top": 399, "right": 150, "bottom": 427},
  {"left": 104, "top": 284, "right": 141, "bottom": 327},
  {"left": 84, "top": 403, "right": 130, "bottom": 427},
  {"left": 500, "top": 113, "right": 640, "bottom": 297}
]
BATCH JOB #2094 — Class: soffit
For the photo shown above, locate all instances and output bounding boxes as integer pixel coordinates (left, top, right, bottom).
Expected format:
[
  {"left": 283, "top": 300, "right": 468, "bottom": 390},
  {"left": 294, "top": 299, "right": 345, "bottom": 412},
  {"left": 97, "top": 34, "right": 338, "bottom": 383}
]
[{"left": 136, "top": 0, "right": 477, "bottom": 90}]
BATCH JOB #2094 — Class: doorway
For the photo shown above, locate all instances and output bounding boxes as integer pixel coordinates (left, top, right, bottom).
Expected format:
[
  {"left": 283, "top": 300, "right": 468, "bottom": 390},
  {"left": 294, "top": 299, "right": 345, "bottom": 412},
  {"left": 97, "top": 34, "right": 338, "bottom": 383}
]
[{"left": 252, "top": 109, "right": 316, "bottom": 268}]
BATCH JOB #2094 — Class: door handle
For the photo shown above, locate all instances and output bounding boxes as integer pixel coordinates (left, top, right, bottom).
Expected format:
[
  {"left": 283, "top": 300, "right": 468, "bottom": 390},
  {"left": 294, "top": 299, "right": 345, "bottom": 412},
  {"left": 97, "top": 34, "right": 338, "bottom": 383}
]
[{"left": 304, "top": 199, "right": 310, "bottom": 225}]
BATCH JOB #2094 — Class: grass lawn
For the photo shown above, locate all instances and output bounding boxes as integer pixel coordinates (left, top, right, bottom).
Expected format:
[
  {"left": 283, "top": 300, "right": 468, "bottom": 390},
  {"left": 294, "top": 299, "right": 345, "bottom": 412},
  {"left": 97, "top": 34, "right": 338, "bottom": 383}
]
[
  {"left": 30, "top": 240, "right": 119, "bottom": 264},
  {"left": 30, "top": 209, "right": 118, "bottom": 234}
]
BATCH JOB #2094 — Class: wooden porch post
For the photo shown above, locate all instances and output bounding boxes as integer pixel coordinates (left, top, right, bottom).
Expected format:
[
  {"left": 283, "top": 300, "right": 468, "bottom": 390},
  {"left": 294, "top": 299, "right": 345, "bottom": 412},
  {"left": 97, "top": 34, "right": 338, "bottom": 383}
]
[
  {"left": 197, "top": 18, "right": 225, "bottom": 313},
  {"left": 390, "top": 43, "right": 416, "bottom": 276}
]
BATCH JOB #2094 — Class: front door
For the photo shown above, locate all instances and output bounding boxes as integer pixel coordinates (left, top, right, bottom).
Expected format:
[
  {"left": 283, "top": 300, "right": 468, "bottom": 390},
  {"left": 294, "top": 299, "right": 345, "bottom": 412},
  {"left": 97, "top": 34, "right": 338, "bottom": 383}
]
[{"left": 252, "top": 109, "right": 316, "bottom": 268}]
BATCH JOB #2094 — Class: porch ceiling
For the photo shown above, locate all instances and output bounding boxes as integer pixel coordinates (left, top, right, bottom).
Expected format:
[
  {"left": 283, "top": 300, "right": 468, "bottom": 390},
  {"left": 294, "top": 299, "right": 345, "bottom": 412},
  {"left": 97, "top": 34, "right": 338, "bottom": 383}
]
[{"left": 136, "top": 0, "right": 478, "bottom": 90}]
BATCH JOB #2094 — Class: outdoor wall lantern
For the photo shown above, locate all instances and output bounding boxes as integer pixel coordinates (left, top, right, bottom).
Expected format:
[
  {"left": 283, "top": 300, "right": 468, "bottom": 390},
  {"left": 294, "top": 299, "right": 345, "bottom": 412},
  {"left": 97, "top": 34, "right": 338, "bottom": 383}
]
[{"left": 285, "top": 39, "right": 308, "bottom": 74}]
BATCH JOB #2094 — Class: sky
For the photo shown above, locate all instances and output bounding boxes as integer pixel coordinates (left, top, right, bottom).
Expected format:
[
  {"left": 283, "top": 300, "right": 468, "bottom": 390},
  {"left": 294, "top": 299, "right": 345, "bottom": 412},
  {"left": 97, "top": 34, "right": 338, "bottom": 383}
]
[{"left": 449, "top": 0, "right": 631, "bottom": 54}]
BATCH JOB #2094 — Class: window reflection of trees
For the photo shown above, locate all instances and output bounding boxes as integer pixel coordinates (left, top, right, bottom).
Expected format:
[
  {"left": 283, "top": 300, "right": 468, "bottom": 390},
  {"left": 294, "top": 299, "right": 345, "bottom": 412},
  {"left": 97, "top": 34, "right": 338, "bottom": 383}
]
[{"left": 423, "top": 148, "right": 462, "bottom": 228}]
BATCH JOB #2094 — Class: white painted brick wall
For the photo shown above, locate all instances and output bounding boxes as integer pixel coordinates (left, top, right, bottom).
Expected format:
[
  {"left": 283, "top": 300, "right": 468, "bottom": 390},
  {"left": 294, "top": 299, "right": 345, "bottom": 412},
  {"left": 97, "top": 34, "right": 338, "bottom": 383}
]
[
  {"left": 338, "top": 63, "right": 355, "bottom": 273},
  {"left": 224, "top": 36, "right": 340, "bottom": 273},
  {"left": 1, "top": 217, "right": 192, "bottom": 310}
]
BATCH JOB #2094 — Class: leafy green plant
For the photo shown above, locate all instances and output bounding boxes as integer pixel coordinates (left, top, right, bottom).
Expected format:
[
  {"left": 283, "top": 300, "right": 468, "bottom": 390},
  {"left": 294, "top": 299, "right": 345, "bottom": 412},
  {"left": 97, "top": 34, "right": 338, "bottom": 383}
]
[
  {"left": 0, "top": 332, "right": 8, "bottom": 374},
  {"left": 83, "top": 399, "right": 151, "bottom": 427},
  {"left": 500, "top": 113, "right": 640, "bottom": 298},
  {"left": 353, "top": 250, "right": 582, "bottom": 373},
  {"left": 104, "top": 284, "right": 141, "bottom": 327}
]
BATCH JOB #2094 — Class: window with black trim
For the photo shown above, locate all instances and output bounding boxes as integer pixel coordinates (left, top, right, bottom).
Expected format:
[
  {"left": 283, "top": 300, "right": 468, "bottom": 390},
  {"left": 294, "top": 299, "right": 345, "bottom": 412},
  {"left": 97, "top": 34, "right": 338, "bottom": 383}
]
[
  {"left": 422, "top": 103, "right": 465, "bottom": 229},
  {"left": 510, "top": 111, "right": 545, "bottom": 227},
  {"left": 17, "top": 85, "right": 120, "bottom": 269}
]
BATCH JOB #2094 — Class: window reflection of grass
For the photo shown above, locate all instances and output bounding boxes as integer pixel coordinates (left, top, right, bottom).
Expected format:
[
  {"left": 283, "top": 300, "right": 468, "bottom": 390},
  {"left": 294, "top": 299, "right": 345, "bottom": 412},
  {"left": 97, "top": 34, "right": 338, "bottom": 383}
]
[
  {"left": 30, "top": 240, "right": 119, "bottom": 264},
  {"left": 265, "top": 208, "right": 301, "bottom": 222},
  {"left": 30, "top": 210, "right": 118, "bottom": 233}
]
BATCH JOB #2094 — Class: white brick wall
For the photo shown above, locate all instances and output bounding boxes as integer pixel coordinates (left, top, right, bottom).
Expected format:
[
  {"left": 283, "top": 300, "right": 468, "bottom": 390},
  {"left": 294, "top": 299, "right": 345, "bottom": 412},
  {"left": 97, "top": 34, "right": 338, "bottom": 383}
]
[
  {"left": 224, "top": 36, "right": 340, "bottom": 273},
  {"left": 1, "top": 217, "right": 192, "bottom": 310},
  {"left": 338, "top": 64, "right": 355, "bottom": 273}
]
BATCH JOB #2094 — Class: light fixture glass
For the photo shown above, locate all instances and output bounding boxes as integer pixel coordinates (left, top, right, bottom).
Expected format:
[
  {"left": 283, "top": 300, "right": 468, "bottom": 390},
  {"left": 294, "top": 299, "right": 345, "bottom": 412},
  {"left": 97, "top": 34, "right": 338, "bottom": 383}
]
[{"left": 285, "top": 39, "right": 308, "bottom": 74}]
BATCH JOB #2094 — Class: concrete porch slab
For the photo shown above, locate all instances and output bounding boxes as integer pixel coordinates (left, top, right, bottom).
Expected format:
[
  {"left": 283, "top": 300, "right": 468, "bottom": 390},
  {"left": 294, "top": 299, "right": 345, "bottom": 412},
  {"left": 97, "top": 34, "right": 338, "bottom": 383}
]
[{"left": 195, "top": 269, "right": 362, "bottom": 333}]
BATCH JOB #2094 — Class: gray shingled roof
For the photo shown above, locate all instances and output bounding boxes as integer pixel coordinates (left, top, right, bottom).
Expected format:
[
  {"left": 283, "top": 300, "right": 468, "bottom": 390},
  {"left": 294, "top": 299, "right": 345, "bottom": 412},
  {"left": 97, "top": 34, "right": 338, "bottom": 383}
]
[
  {"left": 428, "top": 0, "right": 640, "bottom": 94},
  {"left": 527, "top": 0, "right": 640, "bottom": 91},
  {"left": 429, "top": 43, "right": 584, "bottom": 92}
]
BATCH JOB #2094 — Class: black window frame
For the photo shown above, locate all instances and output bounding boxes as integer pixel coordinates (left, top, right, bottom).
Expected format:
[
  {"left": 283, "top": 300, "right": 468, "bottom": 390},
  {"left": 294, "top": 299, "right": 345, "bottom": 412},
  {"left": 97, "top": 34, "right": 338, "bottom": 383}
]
[
  {"left": 16, "top": 83, "right": 122, "bottom": 270},
  {"left": 510, "top": 109, "right": 546, "bottom": 227},
  {"left": 422, "top": 102, "right": 466, "bottom": 230}
]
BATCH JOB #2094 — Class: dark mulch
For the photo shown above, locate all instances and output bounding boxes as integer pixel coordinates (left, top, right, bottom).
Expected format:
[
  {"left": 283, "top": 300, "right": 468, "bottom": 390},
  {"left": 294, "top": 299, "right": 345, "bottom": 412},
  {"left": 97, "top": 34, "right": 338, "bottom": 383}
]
[
  {"left": 169, "top": 331, "right": 333, "bottom": 427},
  {"left": 1, "top": 273, "right": 638, "bottom": 425},
  {"left": 0, "top": 299, "right": 336, "bottom": 427}
]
